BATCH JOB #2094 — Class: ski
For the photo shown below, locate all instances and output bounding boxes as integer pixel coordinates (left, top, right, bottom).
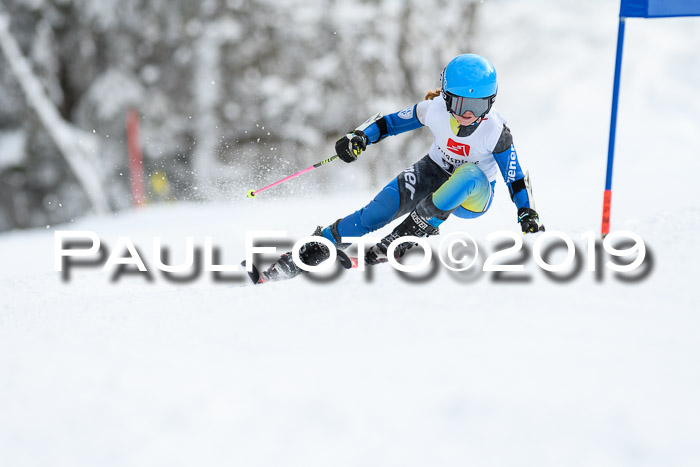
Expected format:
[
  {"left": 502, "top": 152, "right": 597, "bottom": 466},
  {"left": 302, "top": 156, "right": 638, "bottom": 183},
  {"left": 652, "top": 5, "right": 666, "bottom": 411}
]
[
  {"left": 240, "top": 250, "right": 359, "bottom": 285},
  {"left": 240, "top": 260, "right": 263, "bottom": 284},
  {"left": 337, "top": 250, "right": 358, "bottom": 269}
]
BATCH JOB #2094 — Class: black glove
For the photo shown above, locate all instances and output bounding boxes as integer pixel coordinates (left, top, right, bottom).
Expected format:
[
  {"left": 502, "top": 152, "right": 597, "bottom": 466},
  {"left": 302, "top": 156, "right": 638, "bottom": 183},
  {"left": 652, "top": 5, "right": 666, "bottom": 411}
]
[
  {"left": 518, "top": 207, "right": 545, "bottom": 233},
  {"left": 335, "top": 130, "right": 369, "bottom": 163}
]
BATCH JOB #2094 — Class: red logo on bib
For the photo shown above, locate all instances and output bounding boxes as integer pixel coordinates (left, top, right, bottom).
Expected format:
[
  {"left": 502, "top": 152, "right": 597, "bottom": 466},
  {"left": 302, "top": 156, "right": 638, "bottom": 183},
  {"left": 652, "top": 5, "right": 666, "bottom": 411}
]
[{"left": 446, "top": 138, "right": 470, "bottom": 157}]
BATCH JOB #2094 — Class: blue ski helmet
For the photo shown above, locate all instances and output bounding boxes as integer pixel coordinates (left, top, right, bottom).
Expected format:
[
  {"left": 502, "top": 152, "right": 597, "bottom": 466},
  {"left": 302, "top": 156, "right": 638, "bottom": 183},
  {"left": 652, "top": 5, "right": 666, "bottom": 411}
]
[{"left": 441, "top": 54, "right": 498, "bottom": 118}]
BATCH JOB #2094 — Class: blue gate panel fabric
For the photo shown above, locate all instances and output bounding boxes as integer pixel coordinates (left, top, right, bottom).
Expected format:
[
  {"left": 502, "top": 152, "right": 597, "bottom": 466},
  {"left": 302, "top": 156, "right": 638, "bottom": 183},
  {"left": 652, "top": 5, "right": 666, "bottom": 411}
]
[{"left": 621, "top": 0, "right": 700, "bottom": 18}]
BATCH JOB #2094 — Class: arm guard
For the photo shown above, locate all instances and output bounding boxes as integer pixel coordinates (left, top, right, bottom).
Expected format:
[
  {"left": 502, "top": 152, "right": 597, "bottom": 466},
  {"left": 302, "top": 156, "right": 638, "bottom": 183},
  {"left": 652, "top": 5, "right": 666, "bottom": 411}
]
[{"left": 362, "top": 104, "right": 424, "bottom": 144}]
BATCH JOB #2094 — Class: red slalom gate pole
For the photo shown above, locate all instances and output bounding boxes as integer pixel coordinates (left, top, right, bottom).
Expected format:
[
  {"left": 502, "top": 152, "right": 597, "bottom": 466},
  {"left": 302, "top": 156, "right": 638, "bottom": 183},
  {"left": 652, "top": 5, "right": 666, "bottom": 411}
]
[{"left": 126, "top": 109, "right": 146, "bottom": 207}]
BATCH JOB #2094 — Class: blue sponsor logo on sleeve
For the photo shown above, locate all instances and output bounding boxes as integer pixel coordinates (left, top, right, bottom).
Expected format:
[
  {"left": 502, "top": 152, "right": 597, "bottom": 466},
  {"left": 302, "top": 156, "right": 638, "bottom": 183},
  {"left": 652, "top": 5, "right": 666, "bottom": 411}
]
[{"left": 398, "top": 107, "right": 414, "bottom": 120}]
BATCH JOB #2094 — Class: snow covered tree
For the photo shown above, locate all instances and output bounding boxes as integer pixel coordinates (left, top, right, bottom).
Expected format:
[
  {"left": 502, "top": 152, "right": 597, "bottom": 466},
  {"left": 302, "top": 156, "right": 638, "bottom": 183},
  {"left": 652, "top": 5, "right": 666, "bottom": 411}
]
[{"left": 0, "top": 0, "right": 481, "bottom": 231}]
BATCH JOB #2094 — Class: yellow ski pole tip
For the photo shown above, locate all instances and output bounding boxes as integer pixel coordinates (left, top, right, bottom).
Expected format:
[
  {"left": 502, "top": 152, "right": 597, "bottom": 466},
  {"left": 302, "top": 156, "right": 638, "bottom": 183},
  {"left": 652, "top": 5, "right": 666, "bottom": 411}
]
[{"left": 247, "top": 189, "right": 256, "bottom": 198}]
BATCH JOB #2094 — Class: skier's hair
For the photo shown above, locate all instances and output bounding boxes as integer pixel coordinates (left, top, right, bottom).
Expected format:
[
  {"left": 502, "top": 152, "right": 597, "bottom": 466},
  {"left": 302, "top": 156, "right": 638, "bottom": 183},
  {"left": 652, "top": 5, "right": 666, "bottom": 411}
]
[{"left": 424, "top": 88, "right": 442, "bottom": 100}]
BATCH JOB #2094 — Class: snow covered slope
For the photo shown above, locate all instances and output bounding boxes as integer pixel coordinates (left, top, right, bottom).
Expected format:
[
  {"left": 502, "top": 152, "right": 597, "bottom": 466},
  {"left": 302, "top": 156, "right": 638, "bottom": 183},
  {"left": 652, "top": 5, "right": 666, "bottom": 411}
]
[
  {"left": 1, "top": 194, "right": 699, "bottom": 467},
  {"left": 1, "top": 1, "right": 700, "bottom": 466}
]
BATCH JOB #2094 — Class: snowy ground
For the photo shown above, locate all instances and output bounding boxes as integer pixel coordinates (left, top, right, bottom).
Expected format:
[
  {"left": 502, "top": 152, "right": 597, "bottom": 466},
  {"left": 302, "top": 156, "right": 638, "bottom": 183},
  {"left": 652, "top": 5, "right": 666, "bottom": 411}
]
[
  {"left": 1, "top": 195, "right": 699, "bottom": 467},
  {"left": 2, "top": 0, "right": 700, "bottom": 466}
]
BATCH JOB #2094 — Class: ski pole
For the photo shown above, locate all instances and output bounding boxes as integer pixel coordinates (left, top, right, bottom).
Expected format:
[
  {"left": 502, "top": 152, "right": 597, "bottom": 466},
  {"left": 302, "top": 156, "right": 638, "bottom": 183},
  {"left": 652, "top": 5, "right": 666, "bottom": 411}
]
[{"left": 247, "top": 155, "right": 338, "bottom": 198}]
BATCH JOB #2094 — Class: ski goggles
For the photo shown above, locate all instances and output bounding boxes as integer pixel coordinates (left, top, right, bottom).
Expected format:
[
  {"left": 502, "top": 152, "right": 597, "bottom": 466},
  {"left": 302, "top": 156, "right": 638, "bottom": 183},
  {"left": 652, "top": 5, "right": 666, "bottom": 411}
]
[{"left": 443, "top": 91, "right": 494, "bottom": 118}]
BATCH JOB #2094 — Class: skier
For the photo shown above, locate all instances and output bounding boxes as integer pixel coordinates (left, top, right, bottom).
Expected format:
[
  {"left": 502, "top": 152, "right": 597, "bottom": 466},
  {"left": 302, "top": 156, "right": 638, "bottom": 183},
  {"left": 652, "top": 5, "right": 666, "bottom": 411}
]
[{"left": 254, "top": 53, "right": 544, "bottom": 283}]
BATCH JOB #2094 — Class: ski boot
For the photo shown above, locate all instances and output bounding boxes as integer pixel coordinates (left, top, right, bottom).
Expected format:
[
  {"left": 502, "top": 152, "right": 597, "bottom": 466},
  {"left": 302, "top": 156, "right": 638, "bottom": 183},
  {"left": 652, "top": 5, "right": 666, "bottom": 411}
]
[
  {"left": 365, "top": 209, "right": 440, "bottom": 265},
  {"left": 256, "top": 226, "right": 336, "bottom": 283}
]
